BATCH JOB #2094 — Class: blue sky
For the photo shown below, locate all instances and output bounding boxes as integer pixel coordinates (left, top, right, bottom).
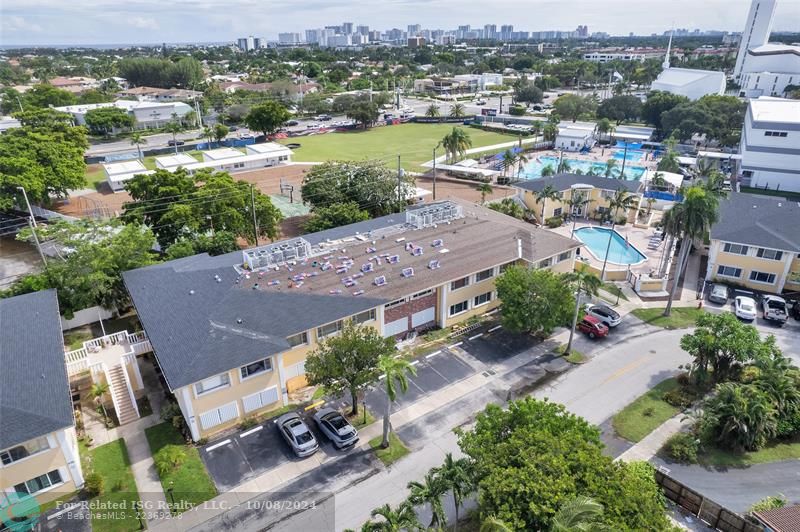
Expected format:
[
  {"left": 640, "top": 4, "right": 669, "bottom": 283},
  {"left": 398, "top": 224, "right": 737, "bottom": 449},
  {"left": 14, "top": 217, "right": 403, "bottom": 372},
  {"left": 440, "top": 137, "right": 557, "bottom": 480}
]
[{"left": 1, "top": 0, "right": 798, "bottom": 45}]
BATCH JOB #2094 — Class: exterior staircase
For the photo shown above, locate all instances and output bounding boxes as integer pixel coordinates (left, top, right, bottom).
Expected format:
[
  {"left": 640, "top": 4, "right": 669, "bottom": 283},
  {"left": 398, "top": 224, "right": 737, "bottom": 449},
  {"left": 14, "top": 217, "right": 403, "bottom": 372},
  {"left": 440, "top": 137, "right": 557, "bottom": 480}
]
[{"left": 107, "top": 363, "right": 139, "bottom": 425}]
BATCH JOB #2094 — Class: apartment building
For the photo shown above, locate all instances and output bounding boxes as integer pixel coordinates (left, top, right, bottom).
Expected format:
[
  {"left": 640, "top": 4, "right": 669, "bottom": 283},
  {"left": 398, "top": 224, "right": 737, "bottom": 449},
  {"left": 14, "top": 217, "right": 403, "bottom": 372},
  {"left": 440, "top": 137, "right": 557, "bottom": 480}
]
[
  {"left": 739, "top": 96, "right": 800, "bottom": 193},
  {"left": 0, "top": 290, "right": 84, "bottom": 506},
  {"left": 515, "top": 173, "right": 644, "bottom": 224},
  {"left": 706, "top": 193, "right": 800, "bottom": 294},
  {"left": 123, "top": 200, "right": 579, "bottom": 441}
]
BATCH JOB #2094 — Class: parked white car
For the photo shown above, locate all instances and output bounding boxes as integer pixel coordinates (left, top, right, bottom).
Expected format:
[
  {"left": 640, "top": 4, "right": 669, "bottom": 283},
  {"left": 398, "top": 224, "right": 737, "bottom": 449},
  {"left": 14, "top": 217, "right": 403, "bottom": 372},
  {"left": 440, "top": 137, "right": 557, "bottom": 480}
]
[
  {"left": 734, "top": 296, "right": 758, "bottom": 321},
  {"left": 761, "top": 295, "right": 788, "bottom": 325},
  {"left": 583, "top": 304, "right": 622, "bottom": 328}
]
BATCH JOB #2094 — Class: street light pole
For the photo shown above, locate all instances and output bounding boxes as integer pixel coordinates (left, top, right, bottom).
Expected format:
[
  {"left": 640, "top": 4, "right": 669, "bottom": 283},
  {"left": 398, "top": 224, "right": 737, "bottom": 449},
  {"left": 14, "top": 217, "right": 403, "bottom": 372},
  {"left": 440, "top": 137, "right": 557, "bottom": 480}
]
[
  {"left": 17, "top": 186, "right": 36, "bottom": 227},
  {"left": 432, "top": 142, "right": 441, "bottom": 200}
]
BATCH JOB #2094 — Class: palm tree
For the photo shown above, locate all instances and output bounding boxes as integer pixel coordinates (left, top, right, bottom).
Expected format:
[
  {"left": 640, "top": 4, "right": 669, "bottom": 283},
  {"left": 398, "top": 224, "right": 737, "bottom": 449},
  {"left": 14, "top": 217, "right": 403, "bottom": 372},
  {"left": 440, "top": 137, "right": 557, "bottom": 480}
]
[
  {"left": 502, "top": 150, "right": 516, "bottom": 178},
  {"left": 378, "top": 355, "right": 417, "bottom": 448},
  {"left": 477, "top": 182, "right": 493, "bottom": 204},
  {"left": 129, "top": 131, "right": 146, "bottom": 161},
  {"left": 489, "top": 198, "right": 525, "bottom": 219},
  {"left": 165, "top": 120, "right": 183, "bottom": 154},
  {"left": 564, "top": 270, "right": 602, "bottom": 353},
  {"left": 541, "top": 164, "right": 556, "bottom": 177},
  {"left": 449, "top": 103, "right": 466, "bottom": 118},
  {"left": 557, "top": 159, "right": 572, "bottom": 173},
  {"left": 407, "top": 471, "right": 447, "bottom": 528},
  {"left": 479, "top": 516, "right": 513, "bottom": 532},
  {"left": 535, "top": 184, "right": 560, "bottom": 223},
  {"left": 650, "top": 171, "right": 667, "bottom": 190},
  {"left": 703, "top": 382, "right": 777, "bottom": 452},
  {"left": 551, "top": 496, "right": 605, "bottom": 532},
  {"left": 91, "top": 382, "right": 109, "bottom": 423},
  {"left": 543, "top": 122, "right": 558, "bottom": 142},
  {"left": 567, "top": 192, "right": 591, "bottom": 237},
  {"left": 645, "top": 197, "right": 656, "bottom": 219},
  {"left": 604, "top": 158, "right": 619, "bottom": 178},
  {"left": 426, "top": 103, "right": 441, "bottom": 118},
  {"left": 695, "top": 157, "right": 714, "bottom": 179},
  {"left": 598, "top": 188, "right": 639, "bottom": 280},
  {"left": 596, "top": 118, "right": 613, "bottom": 141},
  {"left": 515, "top": 151, "right": 529, "bottom": 182},
  {"left": 661, "top": 186, "right": 719, "bottom": 316},
  {"left": 437, "top": 453, "right": 473, "bottom": 532},
  {"left": 441, "top": 127, "right": 473, "bottom": 163},
  {"left": 364, "top": 502, "right": 420, "bottom": 532},
  {"left": 202, "top": 125, "right": 214, "bottom": 147}
]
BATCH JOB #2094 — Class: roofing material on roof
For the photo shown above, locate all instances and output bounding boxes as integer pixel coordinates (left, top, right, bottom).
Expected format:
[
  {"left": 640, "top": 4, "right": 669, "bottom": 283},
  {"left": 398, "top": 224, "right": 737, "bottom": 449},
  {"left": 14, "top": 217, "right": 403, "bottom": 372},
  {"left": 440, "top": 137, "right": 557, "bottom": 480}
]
[
  {"left": 711, "top": 192, "right": 800, "bottom": 252},
  {"left": 0, "top": 290, "right": 74, "bottom": 448},
  {"left": 753, "top": 504, "right": 800, "bottom": 532},
  {"left": 513, "top": 173, "right": 643, "bottom": 194}
]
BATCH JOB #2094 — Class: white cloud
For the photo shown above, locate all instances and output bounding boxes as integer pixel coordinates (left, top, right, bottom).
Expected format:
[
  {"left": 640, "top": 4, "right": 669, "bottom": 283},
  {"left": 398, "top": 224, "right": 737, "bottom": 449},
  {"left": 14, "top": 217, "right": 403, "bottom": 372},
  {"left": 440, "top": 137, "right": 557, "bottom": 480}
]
[
  {"left": 130, "top": 16, "right": 159, "bottom": 30},
  {"left": 2, "top": 15, "right": 43, "bottom": 33}
]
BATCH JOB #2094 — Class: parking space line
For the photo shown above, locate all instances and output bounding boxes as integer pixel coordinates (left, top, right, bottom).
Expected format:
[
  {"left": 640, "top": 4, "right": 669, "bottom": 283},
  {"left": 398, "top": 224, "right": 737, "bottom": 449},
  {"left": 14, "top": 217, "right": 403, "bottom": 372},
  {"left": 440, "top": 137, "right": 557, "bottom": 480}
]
[
  {"left": 240, "top": 426, "right": 263, "bottom": 438},
  {"left": 427, "top": 363, "right": 451, "bottom": 383},
  {"left": 408, "top": 377, "right": 425, "bottom": 393},
  {"left": 448, "top": 341, "right": 463, "bottom": 349},
  {"left": 426, "top": 350, "right": 442, "bottom": 359},
  {"left": 206, "top": 439, "right": 232, "bottom": 452},
  {"left": 48, "top": 503, "right": 83, "bottom": 520},
  {"left": 468, "top": 333, "right": 483, "bottom": 341},
  {"left": 410, "top": 360, "right": 420, "bottom": 366},
  {"left": 488, "top": 325, "right": 502, "bottom": 332}
]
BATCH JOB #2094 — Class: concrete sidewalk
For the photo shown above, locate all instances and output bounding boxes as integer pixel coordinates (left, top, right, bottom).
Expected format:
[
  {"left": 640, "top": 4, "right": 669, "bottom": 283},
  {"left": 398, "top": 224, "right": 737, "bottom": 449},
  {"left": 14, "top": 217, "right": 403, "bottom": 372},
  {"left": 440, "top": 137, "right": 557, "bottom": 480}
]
[{"left": 617, "top": 413, "right": 692, "bottom": 463}]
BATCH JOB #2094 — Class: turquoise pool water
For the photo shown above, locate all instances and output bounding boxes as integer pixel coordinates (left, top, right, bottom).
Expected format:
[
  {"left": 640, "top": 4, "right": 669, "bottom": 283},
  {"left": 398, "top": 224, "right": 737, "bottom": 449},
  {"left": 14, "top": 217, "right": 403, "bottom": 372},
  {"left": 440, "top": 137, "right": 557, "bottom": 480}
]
[
  {"left": 520, "top": 155, "right": 646, "bottom": 180},
  {"left": 612, "top": 150, "right": 645, "bottom": 162},
  {"left": 574, "top": 227, "right": 646, "bottom": 265}
]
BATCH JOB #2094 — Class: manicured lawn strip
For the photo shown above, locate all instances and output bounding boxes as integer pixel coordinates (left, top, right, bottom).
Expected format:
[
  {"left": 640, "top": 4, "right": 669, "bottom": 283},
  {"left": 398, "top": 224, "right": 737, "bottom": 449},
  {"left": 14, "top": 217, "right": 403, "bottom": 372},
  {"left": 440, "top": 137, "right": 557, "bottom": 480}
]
[
  {"left": 279, "top": 123, "right": 517, "bottom": 171},
  {"left": 698, "top": 438, "right": 800, "bottom": 467},
  {"left": 348, "top": 408, "right": 376, "bottom": 430},
  {"left": 601, "top": 282, "right": 629, "bottom": 302},
  {"left": 630, "top": 307, "right": 706, "bottom": 329},
  {"left": 144, "top": 423, "right": 216, "bottom": 515},
  {"left": 554, "top": 344, "right": 586, "bottom": 364},
  {"left": 368, "top": 432, "right": 409, "bottom": 466},
  {"left": 612, "top": 378, "right": 681, "bottom": 442},
  {"left": 86, "top": 439, "right": 142, "bottom": 532}
]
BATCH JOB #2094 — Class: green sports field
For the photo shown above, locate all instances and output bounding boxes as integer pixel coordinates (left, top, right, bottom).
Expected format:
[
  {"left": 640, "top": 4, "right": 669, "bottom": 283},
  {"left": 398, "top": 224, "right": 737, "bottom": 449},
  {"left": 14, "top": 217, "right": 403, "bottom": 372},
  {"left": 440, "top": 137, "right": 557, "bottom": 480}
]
[{"left": 278, "top": 123, "right": 519, "bottom": 171}]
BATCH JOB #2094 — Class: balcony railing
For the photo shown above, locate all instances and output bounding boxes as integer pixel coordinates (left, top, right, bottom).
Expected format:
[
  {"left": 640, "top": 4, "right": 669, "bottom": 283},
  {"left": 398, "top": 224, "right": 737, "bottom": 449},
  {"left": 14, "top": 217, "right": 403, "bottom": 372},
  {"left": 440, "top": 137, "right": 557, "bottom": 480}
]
[{"left": 65, "top": 330, "right": 152, "bottom": 377}]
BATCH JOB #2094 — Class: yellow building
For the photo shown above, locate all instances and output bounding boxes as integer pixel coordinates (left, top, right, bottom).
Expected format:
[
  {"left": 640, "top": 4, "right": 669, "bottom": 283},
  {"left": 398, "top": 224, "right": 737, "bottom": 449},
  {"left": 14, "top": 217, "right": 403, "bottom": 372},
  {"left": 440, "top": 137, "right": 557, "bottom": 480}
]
[
  {"left": 706, "top": 193, "right": 800, "bottom": 294},
  {"left": 1, "top": 290, "right": 84, "bottom": 506},
  {"left": 514, "top": 173, "right": 644, "bottom": 224},
  {"left": 124, "top": 200, "right": 579, "bottom": 441}
]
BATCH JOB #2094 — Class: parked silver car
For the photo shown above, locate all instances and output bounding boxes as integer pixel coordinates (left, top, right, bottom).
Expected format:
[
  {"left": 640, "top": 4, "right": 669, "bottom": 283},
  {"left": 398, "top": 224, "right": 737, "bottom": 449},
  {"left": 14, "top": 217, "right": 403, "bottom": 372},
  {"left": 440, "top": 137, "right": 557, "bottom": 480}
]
[
  {"left": 275, "top": 413, "right": 319, "bottom": 457},
  {"left": 313, "top": 407, "right": 359, "bottom": 449},
  {"left": 584, "top": 304, "right": 622, "bottom": 328},
  {"left": 707, "top": 283, "right": 729, "bottom": 305}
]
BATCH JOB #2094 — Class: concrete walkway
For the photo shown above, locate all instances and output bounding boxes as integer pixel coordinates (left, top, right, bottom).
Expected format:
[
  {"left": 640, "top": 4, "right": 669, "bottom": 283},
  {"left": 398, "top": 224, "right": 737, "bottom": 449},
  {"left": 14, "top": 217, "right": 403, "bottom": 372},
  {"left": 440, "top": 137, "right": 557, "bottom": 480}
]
[{"left": 617, "top": 413, "right": 692, "bottom": 463}]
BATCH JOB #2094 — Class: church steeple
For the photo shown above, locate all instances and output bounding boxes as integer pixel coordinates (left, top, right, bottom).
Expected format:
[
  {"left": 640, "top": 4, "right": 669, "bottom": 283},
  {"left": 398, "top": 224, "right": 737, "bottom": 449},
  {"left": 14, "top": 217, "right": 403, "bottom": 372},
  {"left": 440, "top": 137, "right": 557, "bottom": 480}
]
[{"left": 663, "top": 29, "right": 673, "bottom": 70}]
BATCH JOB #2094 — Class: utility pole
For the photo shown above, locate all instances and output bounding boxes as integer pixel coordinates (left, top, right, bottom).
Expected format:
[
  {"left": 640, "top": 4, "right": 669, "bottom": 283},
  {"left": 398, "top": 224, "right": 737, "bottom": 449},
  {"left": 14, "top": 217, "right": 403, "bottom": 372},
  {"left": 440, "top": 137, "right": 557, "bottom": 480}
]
[
  {"left": 432, "top": 143, "right": 441, "bottom": 200},
  {"left": 397, "top": 155, "right": 403, "bottom": 211},
  {"left": 16, "top": 95, "right": 24, "bottom": 113},
  {"left": 17, "top": 186, "right": 36, "bottom": 227},
  {"left": 250, "top": 184, "right": 259, "bottom": 246},
  {"left": 28, "top": 218, "right": 47, "bottom": 266}
]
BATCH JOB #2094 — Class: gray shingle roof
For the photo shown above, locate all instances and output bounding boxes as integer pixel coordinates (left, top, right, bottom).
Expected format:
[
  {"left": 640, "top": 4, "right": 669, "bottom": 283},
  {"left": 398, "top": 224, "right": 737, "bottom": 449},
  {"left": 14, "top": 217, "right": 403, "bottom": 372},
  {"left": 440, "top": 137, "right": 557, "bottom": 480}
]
[
  {"left": 711, "top": 193, "right": 800, "bottom": 252},
  {"left": 513, "top": 173, "right": 643, "bottom": 194},
  {"left": 0, "top": 290, "right": 74, "bottom": 449}
]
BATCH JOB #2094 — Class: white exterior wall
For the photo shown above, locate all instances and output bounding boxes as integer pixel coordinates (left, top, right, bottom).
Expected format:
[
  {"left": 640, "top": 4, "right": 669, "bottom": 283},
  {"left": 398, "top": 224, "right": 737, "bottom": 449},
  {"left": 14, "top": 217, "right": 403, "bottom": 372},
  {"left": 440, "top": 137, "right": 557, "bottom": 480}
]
[
  {"left": 740, "top": 105, "right": 800, "bottom": 192},
  {"left": 739, "top": 71, "right": 799, "bottom": 98},
  {"left": 650, "top": 72, "right": 726, "bottom": 101},
  {"left": 733, "top": 0, "right": 777, "bottom": 80}
]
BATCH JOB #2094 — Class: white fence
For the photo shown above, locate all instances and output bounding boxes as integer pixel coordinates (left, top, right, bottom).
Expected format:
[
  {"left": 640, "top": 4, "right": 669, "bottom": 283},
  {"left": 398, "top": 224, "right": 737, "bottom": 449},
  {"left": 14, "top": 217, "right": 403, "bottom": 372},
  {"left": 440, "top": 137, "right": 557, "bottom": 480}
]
[{"left": 61, "top": 306, "right": 115, "bottom": 331}]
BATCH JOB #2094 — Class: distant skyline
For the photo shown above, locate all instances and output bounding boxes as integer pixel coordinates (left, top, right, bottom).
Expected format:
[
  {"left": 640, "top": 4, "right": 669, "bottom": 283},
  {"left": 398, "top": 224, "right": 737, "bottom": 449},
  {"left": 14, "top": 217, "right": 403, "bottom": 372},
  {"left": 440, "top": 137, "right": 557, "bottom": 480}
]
[{"left": 1, "top": 0, "right": 799, "bottom": 46}]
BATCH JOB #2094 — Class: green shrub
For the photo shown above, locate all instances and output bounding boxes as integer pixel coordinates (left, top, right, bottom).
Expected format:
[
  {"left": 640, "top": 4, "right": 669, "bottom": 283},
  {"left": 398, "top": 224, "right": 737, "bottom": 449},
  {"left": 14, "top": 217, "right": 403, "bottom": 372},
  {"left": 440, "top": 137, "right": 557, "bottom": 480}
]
[
  {"left": 750, "top": 495, "right": 787, "bottom": 513},
  {"left": 545, "top": 216, "right": 563, "bottom": 228},
  {"left": 675, "top": 372, "right": 690, "bottom": 386},
  {"left": 776, "top": 409, "right": 800, "bottom": 438},
  {"left": 84, "top": 472, "right": 104, "bottom": 496},
  {"left": 154, "top": 446, "right": 187, "bottom": 478},
  {"left": 663, "top": 433, "right": 699, "bottom": 463},
  {"left": 508, "top": 105, "right": 526, "bottom": 116},
  {"left": 663, "top": 389, "right": 694, "bottom": 408},
  {"left": 239, "top": 416, "right": 257, "bottom": 430},
  {"left": 160, "top": 401, "right": 182, "bottom": 423},
  {"left": 642, "top": 407, "right": 655, "bottom": 417}
]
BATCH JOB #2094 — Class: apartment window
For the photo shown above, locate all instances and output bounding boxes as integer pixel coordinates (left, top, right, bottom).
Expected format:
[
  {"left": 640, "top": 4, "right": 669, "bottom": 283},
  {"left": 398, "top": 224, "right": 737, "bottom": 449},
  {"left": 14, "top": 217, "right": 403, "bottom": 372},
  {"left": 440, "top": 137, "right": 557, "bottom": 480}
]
[
  {"left": 233, "top": 162, "right": 245, "bottom": 169},
  {"left": 764, "top": 131, "right": 788, "bottom": 137},
  {"left": 499, "top": 262, "right": 515, "bottom": 273},
  {"left": 384, "top": 298, "right": 406, "bottom": 309},
  {"left": 240, "top": 358, "right": 273, "bottom": 380},
  {"left": 558, "top": 251, "right": 572, "bottom": 262},
  {"left": 474, "top": 292, "right": 493, "bottom": 307},
  {"left": 14, "top": 470, "right": 63, "bottom": 496},
  {"left": 757, "top": 248, "right": 783, "bottom": 261},
  {"left": 723, "top": 243, "right": 749, "bottom": 255},
  {"left": 742, "top": 170, "right": 753, "bottom": 178},
  {"left": 317, "top": 320, "right": 343, "bottom": 339},
  {"left": 449, "top": 300, "right": 469, "bottom": 316},
  {"left": 475, "top": 268, "right": 494, "bottom": 282},
  {"left": 411, "top": 289, "right": 433, "bottom": 299},
  {"left": 539, "top": 257, "right": 552, "bottom": 268},
  {"left": 1, "top": 437, "right": 51, "bottom": 465},
  {"left": 749, "top": 271, "right": 776, "bottom": 284},
  {"left": 596, "top": 206, "right": 609, "bottom": 214},
  {"left": 287, "top": 332, "right": 308, "bottom": 348},
  {"left": 450, "top": 277, "right": 470, "bottom": 291},
  {"left": 195, "top": 373, "right": 231, "bottom": 396},
  {"left": 552, "top": 207, "right": 563, "bottom": 217},
  {"left": 353, "top": 309, "right": 376, "bottom": 324},
  {"left": 716, "top": 265, "right": 742, "bottom": 278}
]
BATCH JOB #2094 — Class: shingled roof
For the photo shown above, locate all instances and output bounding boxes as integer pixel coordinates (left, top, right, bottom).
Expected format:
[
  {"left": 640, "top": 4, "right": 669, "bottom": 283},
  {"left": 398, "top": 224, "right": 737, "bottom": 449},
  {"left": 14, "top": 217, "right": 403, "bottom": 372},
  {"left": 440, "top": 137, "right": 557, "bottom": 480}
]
[
  {"left": 0, "top": 290, "right": 74, "bottom": 449},
  {"left": 711, "top": 192, "right": 800, "bottom": 252},
  {"left": 514, "top": 173, "right": 643, "bottom": 194}
]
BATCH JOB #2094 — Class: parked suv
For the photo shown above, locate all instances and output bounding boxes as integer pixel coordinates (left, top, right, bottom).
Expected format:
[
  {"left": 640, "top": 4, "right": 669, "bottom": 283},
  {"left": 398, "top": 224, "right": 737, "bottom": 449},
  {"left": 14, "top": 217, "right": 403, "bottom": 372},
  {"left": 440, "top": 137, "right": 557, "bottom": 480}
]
[
  {"left": 584, "top": 304, "right": 621, "bottom": 328},
  {"left": 761, "top": 295, "right": 788, "bottom": 325},
  {"left": 275, "top": 413, "right": 319, "bottom": 457},
  {"left": 707, "top": 283, "right": 729, "bottom": 305},
  {"left": 313, "top": 407, "right": 359, "bottom": 449},
  {"left": 576, "top": 315, "right": 609, "bottom": 339}
]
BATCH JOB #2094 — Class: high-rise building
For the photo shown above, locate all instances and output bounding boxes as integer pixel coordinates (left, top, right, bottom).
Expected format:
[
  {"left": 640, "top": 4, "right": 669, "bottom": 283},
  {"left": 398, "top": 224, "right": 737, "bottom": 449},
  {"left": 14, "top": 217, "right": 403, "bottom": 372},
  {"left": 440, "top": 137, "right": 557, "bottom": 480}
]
[
  {"left": 341, "top": 22, "right": 354, "bottom": 35},
  {"left": 369, "top": 30, "right": 382, "bottom": 42},
  {"left": 457, "top": 25, "right": 471, "bottom": 39},
  {"left": 576, "top": 25, "right": 589, "bottom": 38},
  {"left": 407, "top": 24, "right": 421, "bottom": 36},
  {"left": 278, "top": 33, "right": 301, "bottom": 44},
  {"left": 253, "top": 37, "right": 262, "bottom": 49},
  {"left": 733, "top": 0, "right": 777, "bottom": 80},
  {"left": 305, "top": 29, "right": 320, "bottom": 44},
  {"left": 407, "top": 36, "right": 425, "bottom": 48},
  {"left": 328, "top": 34, "right": 351, "bottom": 47},
  {"left": 484, "top": 24, "right": 497, "bottom": 40},
  {"left": 500, "top": 25, "right": 513, "bottom": 40},
  {"left": 387, "top": 28, "right": 404, "bottom": 41},
  {"left": 356, "top": 25, "right": 370, "bottom": 36},
  {"left": 237, "top": 35, "right": 257, "bottom": 52}
]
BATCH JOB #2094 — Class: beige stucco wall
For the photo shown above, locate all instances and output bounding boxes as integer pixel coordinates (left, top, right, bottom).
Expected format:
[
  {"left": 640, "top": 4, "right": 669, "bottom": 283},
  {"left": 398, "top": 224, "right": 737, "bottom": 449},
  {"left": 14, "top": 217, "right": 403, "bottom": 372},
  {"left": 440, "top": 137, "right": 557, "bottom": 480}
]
[
  {"left": 710, "top": 241, "right": 795, "bottom": 292},
  {"left": 0, "top": 435, "right": 76, "bottom": 505},
  {"left": 521, "top": 188, "right": 641, "bottom": 223}
]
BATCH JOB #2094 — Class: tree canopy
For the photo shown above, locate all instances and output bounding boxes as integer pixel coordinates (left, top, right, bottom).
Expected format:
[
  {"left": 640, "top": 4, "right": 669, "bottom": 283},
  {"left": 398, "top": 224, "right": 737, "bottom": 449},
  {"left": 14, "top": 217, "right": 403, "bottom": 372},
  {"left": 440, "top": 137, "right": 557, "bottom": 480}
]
[
  {"left": 303, "top": 201, "right": 370, "bottom": 233},
  {"left": 495, "top": 266, "right": 574, "bottom": 337},
  {"left": 597, "top": 95, "right": 642, "bottom": 124},
  {"left": 641, "top": 91, "right": 689, "bottom": 132},
  {"left": 660, "top": 94, "right": 745, "bottom": 145},
  {"left": 117, "top": 57, "right": 204, "bottom": 88},
  {"left": 553, "top": 94, "right": 597, "bottom": 122},
  {"left": 84, "top": 107, "right": 134, "bottom": 135},
  {"left": 243, "top": 101, "right": 291, "bottom": 137}
]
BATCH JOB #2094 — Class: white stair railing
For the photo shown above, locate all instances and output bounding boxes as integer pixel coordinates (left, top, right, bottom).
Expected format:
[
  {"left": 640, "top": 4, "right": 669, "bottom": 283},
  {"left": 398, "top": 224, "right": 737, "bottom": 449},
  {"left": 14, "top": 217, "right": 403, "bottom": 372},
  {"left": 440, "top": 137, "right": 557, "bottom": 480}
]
[{"left": 118, "top": 362, "right": 140, "bottom": 420}]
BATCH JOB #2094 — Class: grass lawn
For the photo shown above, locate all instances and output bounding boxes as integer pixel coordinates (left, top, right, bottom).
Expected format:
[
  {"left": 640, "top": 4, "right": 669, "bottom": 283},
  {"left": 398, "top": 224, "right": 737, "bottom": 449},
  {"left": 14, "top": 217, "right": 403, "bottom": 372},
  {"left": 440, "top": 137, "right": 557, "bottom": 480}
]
[
  {"left": 698, "top": 438, "right": 800, "bottom": 467},
  {"left": 601, "top": 282, "right": 629, "bottom": 302},
  {"left": 369, "top": 432, "right": 410, "bottom": 466},
  {"left": 83, "top": 439, "right": 142, "bottom": 532},
  {"left": 279, "top": 123, "right": 517, "bottom": 171},
  {"left": 347, "top": 408, "right": 376, "bottom": 430},
  {"left": 554, "top": 344, "right": 587, "bottom": 364},
  {"left": 630, "top": 307, "right": 706, "bottom": 329},
  {"left": 612, "top": 378, "right": 681, "bottom": 442},
  {"left": 144, "top": 423, "right": 216, "bottom": 515}
]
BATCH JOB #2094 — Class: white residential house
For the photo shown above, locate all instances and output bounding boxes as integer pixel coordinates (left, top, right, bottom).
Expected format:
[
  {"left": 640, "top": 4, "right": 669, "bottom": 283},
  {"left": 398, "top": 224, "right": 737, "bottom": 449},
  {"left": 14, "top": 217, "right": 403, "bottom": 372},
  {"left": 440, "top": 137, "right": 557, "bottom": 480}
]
[
  {"left": 738, "top": 97, "right": 800, "bottom": 193},
  {"left": 54, "top": 101, "right": 192, "bottom": 130},
  {"left": 555, "top": 121, "right": 596, "bottom": 152},
  {"left": 102, "top": 160, "right": 153, "bottom": 192}
]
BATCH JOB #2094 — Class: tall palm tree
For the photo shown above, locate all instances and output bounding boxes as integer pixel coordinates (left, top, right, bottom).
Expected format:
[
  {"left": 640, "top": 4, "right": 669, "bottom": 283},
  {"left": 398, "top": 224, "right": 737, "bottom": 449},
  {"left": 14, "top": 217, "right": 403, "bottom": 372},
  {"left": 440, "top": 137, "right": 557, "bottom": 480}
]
[
  {"left": 695, "top": 157, "right": 714, "bottom": 179},
  {"left": 407, "top": 471, "right": 447, "bottom": 528},
  {"left": 477, "top": 182, "right": 493, "bottom": 204},
  {"left": 502, "top": 150, "right": 516, "bottom": 178},
  {"left": 515, "top": 151, "right": 529, "bottom": 182},
  {"left": 543, "top": 122, "right": 558, "bottom": 142},
  {"left": 129, "top": 131, "right": 146, "bottom": 161},
  {"left": 661, "top": 186, "right": 719, "bottom": 316},
  {"left": 567, "top": 192, "right": 591, "bottom": 237},
  {"left": 564, "top": 270, "right": 602, "bottom": 353},
  {"left": 557, "top": 159, "right": 572, "bottom": 173},
  {"left": 378, "top": 355, "right": 417, "bottom": 448},
  {"left": 551, "top": 496, "right": 605, "bottom": 532},
  {"left": 479, "top": 516, "right": 513, "bottom": 532},
  {"left": 363, "top": 502, "right": 420, "bottom": 532},
  {"left": 604, "top": 158, "right": 619, "bottom": 178},
  {"left": 425, "top": 103, "right": 441, "bottom": 118},
  {"left": 599, "top": 188, "right": 639, "bottom": 280},
  {"left": 441, "top": 127, "right": 473, "bottom": 163},
  {"left": 449, "top": 103, "right": 466, "bottom": 118},
  {"left": 165, "top": 120, "right": 183, "bottom": 154},
  {"left": 541, "top": 164, "right": 556, "bottom": 177},
  {"left": 202, "top": 125, "right": 214, "bottom": 147},
  {"left": 436, "top": 453, "right": 473, "bottom": 532},
  {"left": 535, "top": 184, "right": 560, "bottom": 223},
  {"left": 91, "top": 382, "right": 109, "bottom": 423}
]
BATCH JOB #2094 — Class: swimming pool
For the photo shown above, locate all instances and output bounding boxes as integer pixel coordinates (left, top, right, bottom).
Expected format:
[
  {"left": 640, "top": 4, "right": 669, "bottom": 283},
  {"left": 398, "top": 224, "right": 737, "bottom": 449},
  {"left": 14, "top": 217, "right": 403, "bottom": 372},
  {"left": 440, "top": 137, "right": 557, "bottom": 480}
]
[
  {"left": 612, "top": 150, "right": 645, "bottom": 163},
  {"left": 574, "top": 227, "right": 646, "bottom": 265},
  {"left": 520, "top": 155, "right": 646, "bottom": 181}
]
